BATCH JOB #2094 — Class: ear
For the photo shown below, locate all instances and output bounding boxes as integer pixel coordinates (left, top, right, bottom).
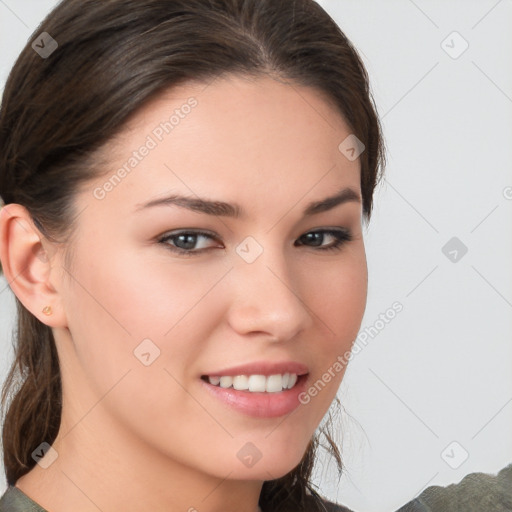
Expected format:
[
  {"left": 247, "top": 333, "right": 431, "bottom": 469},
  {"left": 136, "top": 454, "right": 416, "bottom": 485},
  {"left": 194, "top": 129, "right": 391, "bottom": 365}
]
[{"left": 0, "top": 203, "right": 67, "bottom": 327}]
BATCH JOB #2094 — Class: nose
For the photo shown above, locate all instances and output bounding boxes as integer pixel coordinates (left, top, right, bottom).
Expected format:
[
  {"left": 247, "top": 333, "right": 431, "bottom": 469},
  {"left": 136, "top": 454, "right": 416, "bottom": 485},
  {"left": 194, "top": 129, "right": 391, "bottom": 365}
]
[{"left": 225, "top": 241, "right": 314, "bottom": 342}]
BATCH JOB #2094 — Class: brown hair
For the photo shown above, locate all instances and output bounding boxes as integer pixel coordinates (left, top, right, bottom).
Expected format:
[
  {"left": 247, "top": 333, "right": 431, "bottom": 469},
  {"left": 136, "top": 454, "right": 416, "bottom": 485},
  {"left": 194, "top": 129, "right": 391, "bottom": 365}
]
[{"left": 0, "top": 0, "right": 385, "bottom": 509}]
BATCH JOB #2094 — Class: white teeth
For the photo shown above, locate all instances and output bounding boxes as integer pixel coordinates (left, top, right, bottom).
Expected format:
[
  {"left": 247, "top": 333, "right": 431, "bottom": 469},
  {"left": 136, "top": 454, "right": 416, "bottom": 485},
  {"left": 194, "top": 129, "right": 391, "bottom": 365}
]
[
  {"left": 248, "top": 375, "right": 267, "bottom": 392},
  {"left": 232, "top": 375, "right": 249, "bottom": 390},
  {"left": 219, "top": 376, "right": 233, "bottom": 388},
  {"left": 207, "top": 373, "right": 300, "bottom": 392},
  {"left": 265, "top": 374, "right": 282, "bottom": 393}
]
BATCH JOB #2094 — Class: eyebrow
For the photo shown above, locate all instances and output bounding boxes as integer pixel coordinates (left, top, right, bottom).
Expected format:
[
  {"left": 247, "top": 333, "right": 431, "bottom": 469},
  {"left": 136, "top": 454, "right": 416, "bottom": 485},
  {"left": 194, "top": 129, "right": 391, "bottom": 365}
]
[{"left": 135, "top": 186, "right": 361, "bottom": 218}]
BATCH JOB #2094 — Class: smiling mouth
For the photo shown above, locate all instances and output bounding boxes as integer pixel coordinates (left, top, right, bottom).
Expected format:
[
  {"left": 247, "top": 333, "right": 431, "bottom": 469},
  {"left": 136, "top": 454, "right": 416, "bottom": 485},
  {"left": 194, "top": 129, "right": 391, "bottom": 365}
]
[{"left": 200, "top": 373, "right": 307, "bottom": 393}]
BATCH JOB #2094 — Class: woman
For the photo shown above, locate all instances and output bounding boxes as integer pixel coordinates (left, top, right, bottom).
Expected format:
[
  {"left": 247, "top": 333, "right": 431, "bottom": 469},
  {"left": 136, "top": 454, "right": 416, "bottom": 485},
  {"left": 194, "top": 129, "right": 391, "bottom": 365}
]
[{"left": 0, "top": 0, "right": 385, "bottom": 510}]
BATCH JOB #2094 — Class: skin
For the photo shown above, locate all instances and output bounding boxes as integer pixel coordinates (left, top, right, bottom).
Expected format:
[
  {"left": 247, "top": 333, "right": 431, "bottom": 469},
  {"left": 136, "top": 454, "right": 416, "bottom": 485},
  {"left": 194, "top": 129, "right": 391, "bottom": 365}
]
[{"left": 0, "top": 74, "right": 368, "bottom": 512}]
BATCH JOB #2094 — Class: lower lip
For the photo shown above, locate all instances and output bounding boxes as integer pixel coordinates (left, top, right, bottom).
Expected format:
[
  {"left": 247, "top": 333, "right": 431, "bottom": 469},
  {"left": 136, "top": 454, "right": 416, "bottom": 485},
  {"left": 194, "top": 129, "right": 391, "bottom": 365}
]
[{"left": 200, "top": 375, "right": 309, "bottom": 418}]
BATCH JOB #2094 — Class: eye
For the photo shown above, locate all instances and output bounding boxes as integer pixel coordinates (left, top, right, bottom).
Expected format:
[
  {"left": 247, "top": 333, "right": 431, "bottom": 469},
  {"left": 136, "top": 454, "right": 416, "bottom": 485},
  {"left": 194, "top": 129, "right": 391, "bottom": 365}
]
[
  {"left": 295, "top": 228, "right": 353, "bottom": 252},
  {"left": 157, "top": 228, "right": 353, "bottom": 256},
  {"left": 158, "top": 230, "right": 220, "bottom": 256}
]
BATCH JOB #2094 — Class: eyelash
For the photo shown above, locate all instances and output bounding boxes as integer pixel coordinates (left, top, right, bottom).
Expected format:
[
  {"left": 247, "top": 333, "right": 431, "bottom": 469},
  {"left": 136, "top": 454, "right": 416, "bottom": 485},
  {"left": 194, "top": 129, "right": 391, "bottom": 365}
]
[{"left": 157, "top": 228, "right": 353, "bottom": 257}]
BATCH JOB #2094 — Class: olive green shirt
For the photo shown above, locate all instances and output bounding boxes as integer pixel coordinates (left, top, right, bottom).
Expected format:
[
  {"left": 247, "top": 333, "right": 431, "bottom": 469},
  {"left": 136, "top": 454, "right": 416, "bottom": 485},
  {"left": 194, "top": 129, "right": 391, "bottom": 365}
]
[
  {"left": 0, "top": 486, "right": 47, "bottom": 511},
  {"left": 0, "top": 485, "right": 352, "bottom": 512},
  {"left": 1, "top": 465, "right": 511, "bottom": 512},
  {"left": 395, "top": 463, "right": 512, "bottom": 512}
]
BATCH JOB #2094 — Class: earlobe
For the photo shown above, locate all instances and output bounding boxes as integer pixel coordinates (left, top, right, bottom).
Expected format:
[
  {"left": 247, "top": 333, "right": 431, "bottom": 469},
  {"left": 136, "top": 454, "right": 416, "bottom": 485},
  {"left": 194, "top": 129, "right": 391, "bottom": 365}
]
[{"left": 0, "top": 203, "right": 66, "bottom": 327}]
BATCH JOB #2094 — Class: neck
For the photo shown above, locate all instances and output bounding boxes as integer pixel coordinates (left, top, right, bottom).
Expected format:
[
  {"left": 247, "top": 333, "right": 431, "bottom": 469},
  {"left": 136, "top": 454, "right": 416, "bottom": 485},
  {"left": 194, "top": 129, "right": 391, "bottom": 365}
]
[{"left": 17, "top": 422, "right": 265, "bottom": 512}]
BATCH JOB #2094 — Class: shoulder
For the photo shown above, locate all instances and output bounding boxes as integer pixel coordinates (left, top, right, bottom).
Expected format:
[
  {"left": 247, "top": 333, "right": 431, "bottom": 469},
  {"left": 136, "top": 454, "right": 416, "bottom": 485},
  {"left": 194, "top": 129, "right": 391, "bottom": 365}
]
[
  {"left": 0, "top": 485, "right": 48, "bottom": 512},
  {"left": 395, "top": 464, "right": 512, "bottom": 512}
]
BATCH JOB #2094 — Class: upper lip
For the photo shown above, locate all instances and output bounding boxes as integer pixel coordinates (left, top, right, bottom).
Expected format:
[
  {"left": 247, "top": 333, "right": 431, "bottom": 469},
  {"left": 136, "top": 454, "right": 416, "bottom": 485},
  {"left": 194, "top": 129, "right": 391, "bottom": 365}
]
[{"left": 202, "top": 361, "right": 309, "bottom": 377}]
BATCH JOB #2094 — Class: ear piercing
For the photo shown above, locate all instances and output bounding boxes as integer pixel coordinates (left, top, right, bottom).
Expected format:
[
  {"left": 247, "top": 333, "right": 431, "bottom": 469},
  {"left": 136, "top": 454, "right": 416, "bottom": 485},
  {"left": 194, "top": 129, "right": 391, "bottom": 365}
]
[{"left": 42, "top": 305, "right": 53, "bottom": 316}]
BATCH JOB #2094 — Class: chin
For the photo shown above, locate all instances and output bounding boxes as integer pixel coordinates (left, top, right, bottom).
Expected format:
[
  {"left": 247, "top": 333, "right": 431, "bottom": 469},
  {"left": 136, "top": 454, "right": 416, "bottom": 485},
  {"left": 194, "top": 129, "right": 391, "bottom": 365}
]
[{"left": 234, "top": 446, "right": 308, "bottom": 481}]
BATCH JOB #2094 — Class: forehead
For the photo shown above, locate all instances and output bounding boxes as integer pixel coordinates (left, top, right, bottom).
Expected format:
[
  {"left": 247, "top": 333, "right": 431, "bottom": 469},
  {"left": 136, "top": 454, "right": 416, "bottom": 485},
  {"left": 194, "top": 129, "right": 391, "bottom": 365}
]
[{"left": 83, "top": 74, "right": 361, "bottom": 219}]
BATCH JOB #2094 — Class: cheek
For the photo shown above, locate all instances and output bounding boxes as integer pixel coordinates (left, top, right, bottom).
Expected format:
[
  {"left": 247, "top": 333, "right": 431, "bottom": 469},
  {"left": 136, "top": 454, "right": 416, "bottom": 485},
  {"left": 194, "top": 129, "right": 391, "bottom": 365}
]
[
  {"left": 68, "top": 246, "right": 208, "bottom": 339},
  {"left": 299, "top": 245, "right": 367, "bottom": 411},
  {"left": 61, "top": 243, "right": 227, "bottom": 403},
  {"left": 306, "top": 244, "right": 368, "bottom": 342},
  {"left": 60, "top": 252, "right": 209, "bottom": 438}
]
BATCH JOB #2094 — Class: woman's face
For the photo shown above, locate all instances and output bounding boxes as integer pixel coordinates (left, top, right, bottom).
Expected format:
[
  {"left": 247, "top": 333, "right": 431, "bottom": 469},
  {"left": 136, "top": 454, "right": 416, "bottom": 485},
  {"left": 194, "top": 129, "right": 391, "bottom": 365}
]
[{"left": 52, "top": 74, "right": 367, "bottom": 481}]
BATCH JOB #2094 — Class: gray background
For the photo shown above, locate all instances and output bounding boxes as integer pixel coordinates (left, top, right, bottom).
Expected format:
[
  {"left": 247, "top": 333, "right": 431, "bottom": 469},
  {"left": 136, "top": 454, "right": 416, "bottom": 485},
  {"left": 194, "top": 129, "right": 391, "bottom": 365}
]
[{"left": 1, "top": 1, "right": 511, "bottom": 511}]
